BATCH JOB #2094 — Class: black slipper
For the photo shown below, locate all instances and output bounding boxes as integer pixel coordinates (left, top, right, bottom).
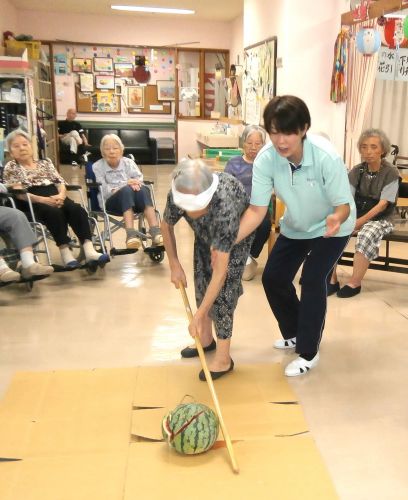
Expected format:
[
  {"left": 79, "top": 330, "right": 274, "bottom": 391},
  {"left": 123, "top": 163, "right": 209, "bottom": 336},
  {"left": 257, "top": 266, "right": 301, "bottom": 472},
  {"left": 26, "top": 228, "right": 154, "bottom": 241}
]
[
  {"left": 180, "top": 339, "right": 216, "bottom": 358},
  {"left": 327, "top": 281, "right": 340, "bottom": 296},
  {"left": 199, "top": 359, "right": 234, "bottom": 381},
  {"left": 337, "top": 285, "right": 361, "bottom": 298}
]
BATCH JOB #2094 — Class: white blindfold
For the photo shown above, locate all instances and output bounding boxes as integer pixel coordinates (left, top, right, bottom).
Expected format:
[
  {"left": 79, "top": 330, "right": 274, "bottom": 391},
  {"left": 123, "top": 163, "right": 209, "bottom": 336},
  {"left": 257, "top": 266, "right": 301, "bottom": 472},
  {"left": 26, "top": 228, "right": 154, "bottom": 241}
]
[{"left": 171, "top": 174, "right": 219, "bottom": 212}]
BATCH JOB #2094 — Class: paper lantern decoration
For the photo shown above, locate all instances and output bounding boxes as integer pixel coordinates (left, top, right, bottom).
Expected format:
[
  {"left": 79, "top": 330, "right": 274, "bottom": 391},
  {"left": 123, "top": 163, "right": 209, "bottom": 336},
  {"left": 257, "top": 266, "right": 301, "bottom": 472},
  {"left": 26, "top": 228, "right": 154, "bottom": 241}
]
[
  {"left": 356, "top": 28, "right": 381, "bottom": 55},
  {"left": 383, "top": 18, "right": 408, "bottom": 48}
]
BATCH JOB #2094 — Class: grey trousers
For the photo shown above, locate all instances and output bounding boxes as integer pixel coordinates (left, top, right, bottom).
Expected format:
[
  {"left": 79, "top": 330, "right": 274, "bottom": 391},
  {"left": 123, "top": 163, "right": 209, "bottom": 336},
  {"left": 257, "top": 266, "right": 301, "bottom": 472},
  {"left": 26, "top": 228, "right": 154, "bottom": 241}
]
[{"left": 0, "top": 206, "right": 36, "bottom": 250}]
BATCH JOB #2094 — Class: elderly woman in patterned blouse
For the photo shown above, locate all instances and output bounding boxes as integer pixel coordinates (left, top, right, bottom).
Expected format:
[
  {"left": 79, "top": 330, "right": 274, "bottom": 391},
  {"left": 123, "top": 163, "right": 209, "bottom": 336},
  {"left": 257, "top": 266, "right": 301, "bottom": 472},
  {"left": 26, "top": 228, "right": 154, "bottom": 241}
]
[
  {"left": 3, "top": 129, "right": 109, "bottom": 269},
  {"left": 161, "top": 159, "right": 254, "bottom": 381}
]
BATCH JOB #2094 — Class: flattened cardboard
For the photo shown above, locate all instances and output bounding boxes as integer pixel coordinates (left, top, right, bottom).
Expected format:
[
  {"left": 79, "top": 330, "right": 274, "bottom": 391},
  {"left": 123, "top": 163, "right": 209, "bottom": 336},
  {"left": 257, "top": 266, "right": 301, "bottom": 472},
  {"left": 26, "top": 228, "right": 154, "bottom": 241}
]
[
  {"left": 124, "top": 439, "right": 338, "bottom": 500},
  {"left": 0, "top": 452, "right": 128, "bottom": 500},
  {"left": 131, "top": 402, "right": 308, "bottom": 441},
  {"left": 133, "top": 363, "right": 297, "bottom": 409},
  {"left": 0, "top": 368, "right": 138, "bottom": 458}
]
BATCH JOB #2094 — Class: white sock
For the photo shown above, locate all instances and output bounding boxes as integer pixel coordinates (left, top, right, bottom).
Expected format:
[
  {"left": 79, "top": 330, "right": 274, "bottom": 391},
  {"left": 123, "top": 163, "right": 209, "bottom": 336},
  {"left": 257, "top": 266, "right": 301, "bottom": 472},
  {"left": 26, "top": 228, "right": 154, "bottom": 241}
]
[
  {"left": 0, "top": 258, "right": 11, "bottom": 271},
  {"left": 60, "top": 246, "right": 76, "bottom": 265},
  {"left": 82, "top": 240, "right": 102, "bottom": 261},
  {"left": 20, "top": 250, "right": 35, "bottom": 269}
]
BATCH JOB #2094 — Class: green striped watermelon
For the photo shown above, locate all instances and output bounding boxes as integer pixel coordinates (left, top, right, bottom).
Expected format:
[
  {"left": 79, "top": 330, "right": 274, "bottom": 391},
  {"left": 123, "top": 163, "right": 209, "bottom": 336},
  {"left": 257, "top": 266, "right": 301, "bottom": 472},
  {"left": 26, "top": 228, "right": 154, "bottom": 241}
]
[{"left": 161, "top": 402, "right": 219, "bottom": 455}]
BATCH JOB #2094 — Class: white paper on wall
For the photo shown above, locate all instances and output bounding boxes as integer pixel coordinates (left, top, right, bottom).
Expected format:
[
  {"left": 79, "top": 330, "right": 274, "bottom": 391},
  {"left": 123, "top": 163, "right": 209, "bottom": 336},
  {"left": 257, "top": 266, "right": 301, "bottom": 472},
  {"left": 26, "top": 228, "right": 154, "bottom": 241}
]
[
  {"left": 376, "top": 47, "right": 396, "bottom": 81},
  {"left": 395, "top": 48, "right": 408, "bottom": 82}
]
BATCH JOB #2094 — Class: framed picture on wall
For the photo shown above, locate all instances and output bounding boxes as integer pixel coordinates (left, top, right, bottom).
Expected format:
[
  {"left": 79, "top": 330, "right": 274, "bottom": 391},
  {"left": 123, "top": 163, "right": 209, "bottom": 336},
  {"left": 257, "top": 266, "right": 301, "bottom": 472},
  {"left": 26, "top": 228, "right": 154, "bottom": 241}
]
[
  {"left": 93, "top": 57, "right": 114, "bottom": 72},
  {"left": 72, "top": 58, "right": 93, "bottom": 73},
  {"left": 114, "top": 63, "right": 134, "bottom": 78},
  {"left": 127, "top": 86, "right": 144, "bottom": 108},
  {"left": 79, "top": 73, "right": 94, "bottom": 92},
  {"left": 95, "top": 74, "right": 115, "bottom": 90},
  {"left": 156, "top": 80, "right": 175, "bottom": 101}
]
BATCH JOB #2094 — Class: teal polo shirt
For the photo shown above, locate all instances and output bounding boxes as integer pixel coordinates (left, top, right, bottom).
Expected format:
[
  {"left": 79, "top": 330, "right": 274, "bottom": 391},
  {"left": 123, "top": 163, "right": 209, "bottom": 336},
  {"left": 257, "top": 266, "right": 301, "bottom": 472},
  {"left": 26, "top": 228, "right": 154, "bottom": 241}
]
[{"left": 250, "top": 134, "right": 356, "bottom": 239}]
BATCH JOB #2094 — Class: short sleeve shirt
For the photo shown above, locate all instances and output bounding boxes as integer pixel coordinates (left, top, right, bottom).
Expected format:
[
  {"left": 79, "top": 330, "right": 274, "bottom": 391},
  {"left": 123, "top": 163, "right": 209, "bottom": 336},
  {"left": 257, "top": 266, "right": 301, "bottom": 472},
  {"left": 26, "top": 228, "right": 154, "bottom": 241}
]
[
  {"left": 4, "top": 159, "right": 66, "bottom": 188},
  {"left": 224, "top": 156, "right": 253, "bottom": 196},
  {"left": 92, "top": 157, "right": 143, "bottom": 201},
  {"left": 58, "top": 120, "right": 84, "bottom": 135},
  {"left": 163, "top": 172, "right": 250, "bottom": 253},
  {"left": 250, "top": 134, "right": 356, "bottom": 239}
]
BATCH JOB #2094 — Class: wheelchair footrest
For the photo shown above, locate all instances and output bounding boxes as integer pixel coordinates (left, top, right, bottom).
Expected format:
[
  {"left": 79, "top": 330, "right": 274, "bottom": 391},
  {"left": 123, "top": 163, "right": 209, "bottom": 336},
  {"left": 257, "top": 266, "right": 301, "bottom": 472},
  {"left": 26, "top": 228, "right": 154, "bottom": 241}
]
[
  {"left": 144, "top": 245, "right": 165, "bottom": 254},
  {"left": 110, "top": 248, "right": 138, "bottom": 256}
]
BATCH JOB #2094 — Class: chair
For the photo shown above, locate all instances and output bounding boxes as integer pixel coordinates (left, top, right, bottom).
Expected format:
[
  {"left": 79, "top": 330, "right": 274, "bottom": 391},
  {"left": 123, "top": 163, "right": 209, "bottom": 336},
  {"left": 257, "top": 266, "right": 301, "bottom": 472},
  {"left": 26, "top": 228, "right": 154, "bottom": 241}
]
[{"left": 83, "top": 157, "right": 165, "bottom": 263}]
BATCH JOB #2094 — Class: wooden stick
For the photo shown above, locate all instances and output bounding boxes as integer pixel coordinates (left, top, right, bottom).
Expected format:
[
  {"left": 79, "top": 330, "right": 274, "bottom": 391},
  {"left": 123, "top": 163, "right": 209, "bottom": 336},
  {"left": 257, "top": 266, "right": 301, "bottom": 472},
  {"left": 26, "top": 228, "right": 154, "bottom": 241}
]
[{"left": 179, "top": 283, "right": 239, "bottom": 474}]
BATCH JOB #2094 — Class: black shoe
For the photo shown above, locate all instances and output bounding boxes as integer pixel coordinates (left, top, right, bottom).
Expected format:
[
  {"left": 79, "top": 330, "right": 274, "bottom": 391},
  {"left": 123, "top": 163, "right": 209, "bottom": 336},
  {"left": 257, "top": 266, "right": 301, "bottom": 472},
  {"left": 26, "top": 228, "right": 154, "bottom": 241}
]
[
  {"left": 180, "top": 339, "right": 216, "bottom": 358},
  {"left": 199, "top": 359, "right": 234, "bottom": 381},
  {"left": 337, "top": 285, "right": 361, "bottom": 298},
  {"left": 327, "top": 281, "right": 340, "bottom": 296}
]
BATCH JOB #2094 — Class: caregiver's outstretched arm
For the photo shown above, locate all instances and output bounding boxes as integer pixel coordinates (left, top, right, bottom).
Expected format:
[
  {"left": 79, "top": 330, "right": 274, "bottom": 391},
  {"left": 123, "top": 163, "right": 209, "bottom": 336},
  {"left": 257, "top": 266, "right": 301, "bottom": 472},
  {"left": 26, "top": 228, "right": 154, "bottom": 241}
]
[{"left": 236, "top": 204, "right": 268, "bottom": 244}]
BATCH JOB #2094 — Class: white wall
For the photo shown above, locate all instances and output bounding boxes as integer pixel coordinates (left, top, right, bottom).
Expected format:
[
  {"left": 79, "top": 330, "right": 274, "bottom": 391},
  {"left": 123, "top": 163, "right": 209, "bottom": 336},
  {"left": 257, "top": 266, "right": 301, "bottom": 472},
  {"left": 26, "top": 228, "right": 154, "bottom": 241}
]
[
  {"left": 16, "top": 10, "right": 231, "bottom": 49},
  {"left": 0, "top": 0, "right": 18, "bottom": 39},
  {"left": 244, "top": 0, "right": 350, "bottom": 155}
]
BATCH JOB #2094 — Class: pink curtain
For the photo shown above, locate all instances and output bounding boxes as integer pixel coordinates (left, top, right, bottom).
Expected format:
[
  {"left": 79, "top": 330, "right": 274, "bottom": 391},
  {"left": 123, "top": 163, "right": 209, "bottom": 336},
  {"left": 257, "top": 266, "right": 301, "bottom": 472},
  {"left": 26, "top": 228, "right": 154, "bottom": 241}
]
[{"left": 345, "top": 21, "right": 378, "bottom": 169}]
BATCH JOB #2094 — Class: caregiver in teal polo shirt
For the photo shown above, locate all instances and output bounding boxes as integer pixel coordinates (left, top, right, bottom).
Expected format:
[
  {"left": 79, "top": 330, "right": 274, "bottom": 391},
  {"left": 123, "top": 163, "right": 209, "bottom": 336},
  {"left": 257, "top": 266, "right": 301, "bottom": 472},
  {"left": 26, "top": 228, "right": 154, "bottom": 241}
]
[{"left": 237, "top": 95, "right": 355, "bottom": 377}]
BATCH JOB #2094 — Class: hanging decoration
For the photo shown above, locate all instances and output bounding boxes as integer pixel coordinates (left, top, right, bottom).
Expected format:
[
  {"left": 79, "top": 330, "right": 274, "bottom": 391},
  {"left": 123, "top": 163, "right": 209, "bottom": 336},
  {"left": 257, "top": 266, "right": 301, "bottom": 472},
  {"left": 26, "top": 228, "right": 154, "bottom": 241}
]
[
  {"left": 350, "top": 0, "right": 370, "bottom": 22},
  {"left": 382, "top": 18, "right": 408, "bottom": 49},
  {"left": 356, "top": 27, "right": 381, "bottom": 56},
  {"left": 133, "top": 55, "right": 151, "bottom": 84},
  {"left": 330, "top": 28, "right": 349, "bottom": 103}
]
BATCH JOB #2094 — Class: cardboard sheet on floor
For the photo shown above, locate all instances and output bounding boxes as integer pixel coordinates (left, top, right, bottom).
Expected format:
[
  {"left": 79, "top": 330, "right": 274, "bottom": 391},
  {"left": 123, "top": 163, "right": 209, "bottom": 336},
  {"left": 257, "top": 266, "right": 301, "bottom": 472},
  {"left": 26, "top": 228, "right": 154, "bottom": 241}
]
[
  {"left": 0, "top": 452, "right": 128, "bottom": 500},
  {"left": 133, "top": 363, "right": 297, "bottom": 409},
  {"left": 0, "top": 368, "right": 138, "bottom": 458},
  {"left": 124, "top": 438, "right": 338, "bottom": 500},
  {"left": 0, "top": 364, "right": 337, "bottom": 499},
  {"left": 131, "top": 402, "right": 307, "bottom": 441}
]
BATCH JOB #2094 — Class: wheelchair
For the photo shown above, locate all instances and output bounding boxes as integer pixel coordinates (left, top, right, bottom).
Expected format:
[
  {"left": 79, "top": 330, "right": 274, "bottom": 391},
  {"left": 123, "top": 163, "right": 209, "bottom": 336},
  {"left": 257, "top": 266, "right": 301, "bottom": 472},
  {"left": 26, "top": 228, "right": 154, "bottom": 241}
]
[
  {"left": 82, "top": 153, "right": 165, "bottom": 263},
  {"left": 0, "top": 193, "right": 52, "bottom": 290},
  {"left": 0, "top": 170, "right": 109, "bottom": 276}
]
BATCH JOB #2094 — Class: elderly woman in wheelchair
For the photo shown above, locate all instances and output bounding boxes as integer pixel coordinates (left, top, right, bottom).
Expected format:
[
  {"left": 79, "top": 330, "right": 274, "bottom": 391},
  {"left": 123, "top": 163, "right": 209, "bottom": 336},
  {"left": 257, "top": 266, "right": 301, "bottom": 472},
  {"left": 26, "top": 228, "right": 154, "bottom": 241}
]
[
  {"left": 3, "top": 129, "right": 109, "bottom": 270},
  {"left": 92, "top": 134, "right": 163, "bottom": 250}
]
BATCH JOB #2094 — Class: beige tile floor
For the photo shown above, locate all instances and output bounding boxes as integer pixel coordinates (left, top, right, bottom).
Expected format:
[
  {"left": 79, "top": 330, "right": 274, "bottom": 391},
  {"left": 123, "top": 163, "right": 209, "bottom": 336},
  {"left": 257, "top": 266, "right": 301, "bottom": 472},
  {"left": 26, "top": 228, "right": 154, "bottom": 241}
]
[{"left": 1, "top": 164, "right": 407, "bottom": 499}]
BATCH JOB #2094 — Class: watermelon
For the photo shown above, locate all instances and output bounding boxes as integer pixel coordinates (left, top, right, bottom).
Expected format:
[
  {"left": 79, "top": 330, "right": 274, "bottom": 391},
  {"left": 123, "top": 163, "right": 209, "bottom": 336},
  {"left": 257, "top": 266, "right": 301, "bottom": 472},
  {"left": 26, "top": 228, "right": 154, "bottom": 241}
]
[{"left": 161, "top": 402, "right": 219, "bottom": 455}]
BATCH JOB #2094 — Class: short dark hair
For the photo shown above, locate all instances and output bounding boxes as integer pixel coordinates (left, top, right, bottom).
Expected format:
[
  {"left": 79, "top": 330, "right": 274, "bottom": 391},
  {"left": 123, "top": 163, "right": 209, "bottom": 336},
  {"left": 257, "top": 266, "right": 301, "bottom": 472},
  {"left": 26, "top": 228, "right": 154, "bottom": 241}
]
[{"left": 263, "top": 95, "right": 311, "bottom": 135}]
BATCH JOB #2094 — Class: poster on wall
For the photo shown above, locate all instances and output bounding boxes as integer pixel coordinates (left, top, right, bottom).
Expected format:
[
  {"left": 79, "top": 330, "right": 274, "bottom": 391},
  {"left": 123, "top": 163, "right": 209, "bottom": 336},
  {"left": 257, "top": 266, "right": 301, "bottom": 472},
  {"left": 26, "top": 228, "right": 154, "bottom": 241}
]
[
  {"left": 93, "top": 57, "right": 114, "bottom": 72},
  {"left": 79, "top": 73, "right": 94, "bottom": 92},
  {"left": 127, "top": 86, "right": 144, "bottom": 108},
  {"left": 94, "top": 91, "right": 120, "bottom": 112},
  {"left": 72, "top": 58, "right": 93, "bottom": 73},
  {"left": 376, "top": 47, "right": 396, "bottom": 81},
  {"left": 156, "top": 80, "right": 175, "bottom": 100},
  {"left": 243, "top": 37, "right": 277, "bottom": 124},
  {"left": 114, "top": 63, "right": 134, "bottom": 78},
  {"left": 95, "top": 75, "right": 115, "bottom": 90},
  {"left": 395, "top": 48, "right": 408, "bottom": 82}
]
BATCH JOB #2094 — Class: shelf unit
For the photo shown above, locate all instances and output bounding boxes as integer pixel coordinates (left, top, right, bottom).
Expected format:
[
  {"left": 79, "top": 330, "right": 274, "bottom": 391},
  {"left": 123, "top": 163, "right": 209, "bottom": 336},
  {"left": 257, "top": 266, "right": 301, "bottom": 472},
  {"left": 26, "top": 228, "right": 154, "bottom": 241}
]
[
  {"left": 33, "top": 60, "right": 57, "bottom": 165},
  {"left": 0, "top": 73, "right": 37, "bottom": 161}
]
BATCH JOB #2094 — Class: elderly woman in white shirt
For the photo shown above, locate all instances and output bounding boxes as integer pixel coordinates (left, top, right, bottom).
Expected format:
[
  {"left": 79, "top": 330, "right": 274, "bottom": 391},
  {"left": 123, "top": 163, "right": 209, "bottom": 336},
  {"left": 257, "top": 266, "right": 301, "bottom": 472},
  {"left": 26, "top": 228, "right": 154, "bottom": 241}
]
[{"left": 92, "top": 134, "right": 163, "bottom": 249}]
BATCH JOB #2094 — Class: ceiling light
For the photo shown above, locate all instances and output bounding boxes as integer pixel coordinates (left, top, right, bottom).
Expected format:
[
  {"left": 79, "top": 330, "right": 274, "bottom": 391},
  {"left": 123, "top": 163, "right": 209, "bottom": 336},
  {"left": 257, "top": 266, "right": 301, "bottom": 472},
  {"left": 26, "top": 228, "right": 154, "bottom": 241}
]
[{"left": 111, "top": 5, "right": 195, "bottom": 15}]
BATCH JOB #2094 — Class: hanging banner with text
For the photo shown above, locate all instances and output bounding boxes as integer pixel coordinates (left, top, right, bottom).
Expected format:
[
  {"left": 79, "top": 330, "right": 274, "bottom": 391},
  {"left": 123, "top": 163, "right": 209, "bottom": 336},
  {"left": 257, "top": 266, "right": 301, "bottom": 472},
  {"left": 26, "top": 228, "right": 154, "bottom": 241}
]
[
  {"left": 376, "top": 47, "right": 395, "bottom": 80},
  {"left": 395, "top": 48, "right": 408, "bottom": 82}
]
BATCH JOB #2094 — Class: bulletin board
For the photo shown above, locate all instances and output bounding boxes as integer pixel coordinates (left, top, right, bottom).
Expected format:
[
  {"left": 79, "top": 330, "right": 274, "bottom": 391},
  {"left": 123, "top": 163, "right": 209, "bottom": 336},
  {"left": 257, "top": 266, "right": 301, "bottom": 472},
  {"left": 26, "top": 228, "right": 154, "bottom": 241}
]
[
  {"left": 127, "top": 85, "right": 172, "bottom": 115},
  {"left": 243, "top": 37, "right": 277, "bottom": 125},
  {"left": 75, "top": 86, "right": 121, "bottom": 113}
]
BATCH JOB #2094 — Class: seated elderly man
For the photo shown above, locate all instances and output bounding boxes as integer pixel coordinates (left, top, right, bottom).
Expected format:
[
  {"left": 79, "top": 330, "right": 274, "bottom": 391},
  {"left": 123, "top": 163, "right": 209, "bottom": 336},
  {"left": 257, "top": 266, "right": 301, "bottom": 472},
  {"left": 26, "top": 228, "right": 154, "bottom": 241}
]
[
  {"left": 0, "top": 203, "right": 54, "bottom": 283},
  {"left": 58, "top": 108, "right": 89, "bottom": 155},
  {"left": 329, "top": 128, "right": 400, "bottom": 298}
]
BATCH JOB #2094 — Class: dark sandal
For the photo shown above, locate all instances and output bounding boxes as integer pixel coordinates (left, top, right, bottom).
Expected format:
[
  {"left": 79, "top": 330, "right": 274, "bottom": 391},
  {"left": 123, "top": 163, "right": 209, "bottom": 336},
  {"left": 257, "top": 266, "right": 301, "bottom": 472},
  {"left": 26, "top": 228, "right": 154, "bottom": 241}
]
[
  {"left": 180, "top": 339, "right": 216, "bottom": 358},
  {"left": 199, "top": 359, "right": 234, "bottom": 381}
]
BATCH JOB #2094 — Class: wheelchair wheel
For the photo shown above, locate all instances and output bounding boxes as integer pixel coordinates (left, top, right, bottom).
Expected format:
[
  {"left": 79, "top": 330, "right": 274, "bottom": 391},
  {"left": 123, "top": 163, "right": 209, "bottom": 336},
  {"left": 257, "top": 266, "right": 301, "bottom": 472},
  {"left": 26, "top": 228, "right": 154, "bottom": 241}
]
[{"left": 149, "top": 249, "right": 165, "bottom": 263}]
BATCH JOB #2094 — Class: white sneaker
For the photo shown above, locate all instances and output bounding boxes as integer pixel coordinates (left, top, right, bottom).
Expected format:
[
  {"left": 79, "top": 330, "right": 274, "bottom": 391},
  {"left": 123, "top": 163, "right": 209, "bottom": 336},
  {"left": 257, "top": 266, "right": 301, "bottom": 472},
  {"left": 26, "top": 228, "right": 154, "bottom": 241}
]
[
  {"left": 274, "top": 337, "right": 296, "bottom": 349},
  {"left": 284, "top": 353, "right": 320, "bottom": 377},
  {"left": 242, "top": 256, "right": 257, "bottom": 281}
]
